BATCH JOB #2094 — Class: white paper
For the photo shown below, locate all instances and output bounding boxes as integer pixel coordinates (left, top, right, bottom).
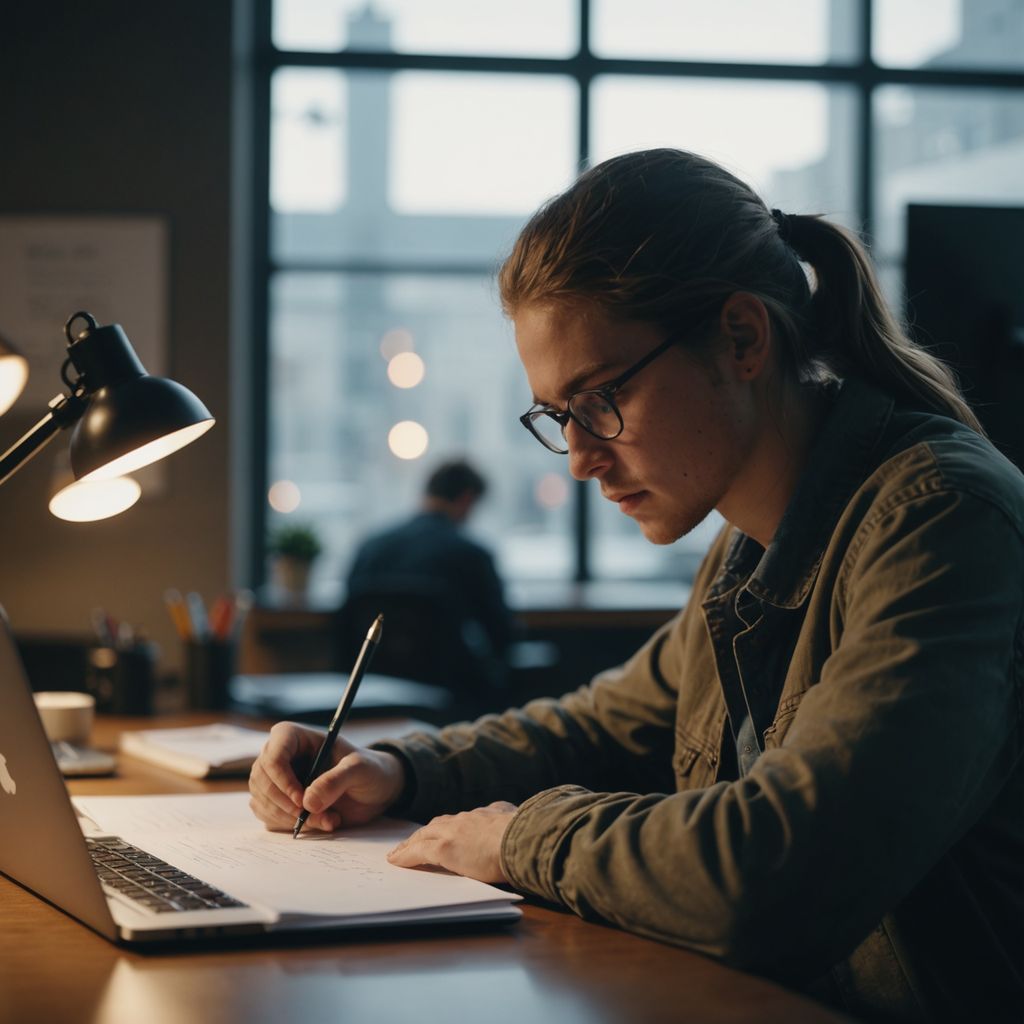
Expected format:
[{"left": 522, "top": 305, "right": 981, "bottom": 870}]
[{"left": 73, "top": 793, "right": 520, "bottom": 918}]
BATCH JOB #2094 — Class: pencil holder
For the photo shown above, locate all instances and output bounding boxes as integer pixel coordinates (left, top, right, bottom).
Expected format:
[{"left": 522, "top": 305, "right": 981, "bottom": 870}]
[
  {"left": 86, "top": 644, "right": 157, "bottom": 715},
  {"left": 184, "top": 639, "right": 236, "bottom": 711}
]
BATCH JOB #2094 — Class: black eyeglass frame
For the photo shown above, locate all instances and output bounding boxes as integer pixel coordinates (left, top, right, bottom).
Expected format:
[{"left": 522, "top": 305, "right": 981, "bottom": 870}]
[{"left": 519, "top": 334, "right": 681, "bottom": 454}]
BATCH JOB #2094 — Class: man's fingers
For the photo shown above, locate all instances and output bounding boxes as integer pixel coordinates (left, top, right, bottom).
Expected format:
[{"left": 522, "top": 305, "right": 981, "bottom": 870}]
[
  {"left": 387, "top": 833, "right": 447, "bottom": 868},
  {"left": 259, "top": 724, "right": 310, "bottom": 805},
  {"left": 302, "top": 751, "right": 372, "bottom": 813},
  {"left": 249, "top": 789, "right": 340, "bottom": 833},
  {"left": 248, "top": 791, "right": 293, "bottom": 831},
  {"left": 249, "top": 758, "right": 301, "bottom": 818}
]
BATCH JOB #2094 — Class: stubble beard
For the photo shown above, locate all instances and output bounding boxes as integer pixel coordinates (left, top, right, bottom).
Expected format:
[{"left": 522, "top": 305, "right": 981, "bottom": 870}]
[{"left": 635, "top": 499, "right": 715, "bottom": 546}]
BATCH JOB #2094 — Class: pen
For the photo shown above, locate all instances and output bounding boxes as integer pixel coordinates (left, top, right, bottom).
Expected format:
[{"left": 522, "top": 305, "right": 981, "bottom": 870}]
[
  {"left": 185, "top": 591, "right": 208, "bottom": 640},
  {"left": 293, "top": 613, "right": 383, "bottom": 839},
  {"left": 164, "top": 589, "right": 192, "bottom": 640}
]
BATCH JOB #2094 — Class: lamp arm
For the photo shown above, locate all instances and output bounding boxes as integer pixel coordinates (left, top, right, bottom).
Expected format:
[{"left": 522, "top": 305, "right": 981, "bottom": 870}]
[{"left": 0, "top": 392, "right": 87, "bottom": 488}]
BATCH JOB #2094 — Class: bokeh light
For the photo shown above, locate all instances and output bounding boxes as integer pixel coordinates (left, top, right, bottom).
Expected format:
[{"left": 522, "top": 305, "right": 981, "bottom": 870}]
[
  {"left": 535, "top": 472, "right": 570, "bottom": 510},
  {"left": 388, "top": 420, "right": 429, "bottom": 460},
  {"left": 268, "top": 479, "right": 302, "bottom": 513},
  {"left": 379, "top": 327, "right": 414, "bottom": 361},
  {"left": 387, "top": 351, "right": 426, "bottom": 388}
]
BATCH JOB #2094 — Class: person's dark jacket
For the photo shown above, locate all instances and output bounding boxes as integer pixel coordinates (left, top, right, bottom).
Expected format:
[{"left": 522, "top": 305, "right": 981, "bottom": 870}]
[{"left": 347, "top": 510, "right": 512, "bottom": 657}]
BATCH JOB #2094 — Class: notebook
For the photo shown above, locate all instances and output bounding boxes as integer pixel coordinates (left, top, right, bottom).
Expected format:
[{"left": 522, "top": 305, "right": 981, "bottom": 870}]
[
  {"left": 118, "top": 719, "right": 435, "bottom": 779},
  {"left": 118, "top": 723, "right": 271, "bottom": 778},
  {"left": 0, "top": 607, "right": 521, "bottom": 944}
]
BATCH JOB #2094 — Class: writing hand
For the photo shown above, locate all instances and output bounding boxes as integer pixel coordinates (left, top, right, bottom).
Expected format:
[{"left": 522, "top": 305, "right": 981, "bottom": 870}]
[
  {"left": 248, "top": 721, "right": 406, "bottom": 833},
  {"left": 386, "top": 802, "right": 518, "bottom": 884}
]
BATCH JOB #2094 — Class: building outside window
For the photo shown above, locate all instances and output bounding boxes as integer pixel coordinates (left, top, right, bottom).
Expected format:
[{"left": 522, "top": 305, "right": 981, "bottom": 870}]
[{"left": 256, "top": 0, "right": 1024, "bottom": 598}]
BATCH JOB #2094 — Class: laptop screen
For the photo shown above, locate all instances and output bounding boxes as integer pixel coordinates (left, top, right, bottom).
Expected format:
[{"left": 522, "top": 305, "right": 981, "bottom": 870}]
[{"left": 0, "top": 605, "right": 116, "bottom": 938}]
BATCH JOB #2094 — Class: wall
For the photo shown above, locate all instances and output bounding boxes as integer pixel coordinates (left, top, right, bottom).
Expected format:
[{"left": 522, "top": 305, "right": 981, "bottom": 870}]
[{"left": 0, "top": 2, "right": 235, "bottom": 676}]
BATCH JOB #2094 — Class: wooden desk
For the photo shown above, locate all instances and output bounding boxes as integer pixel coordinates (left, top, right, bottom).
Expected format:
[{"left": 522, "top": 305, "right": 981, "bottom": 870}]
[
  {"left": 509, "top": 580, "right": 690, "bottom": 631},
  {"left": 0, "top": 715, "right": 851, "bottom": 1024}
]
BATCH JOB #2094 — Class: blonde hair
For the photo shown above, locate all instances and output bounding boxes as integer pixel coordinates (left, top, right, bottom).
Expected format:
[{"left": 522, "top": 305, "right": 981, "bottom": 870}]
[{"left": 498, "top": 148, "right": 983, "bottom": 433}]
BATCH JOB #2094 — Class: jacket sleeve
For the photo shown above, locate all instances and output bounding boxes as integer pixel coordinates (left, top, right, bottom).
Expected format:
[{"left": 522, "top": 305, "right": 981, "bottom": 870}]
[
  {"left": 499, "top": 488, "right": 1024, "bottom": 981},
  {"left": 371, "top": 528, "right": 736, "bottom": 821},
  {"left": 374, "top": 612, "right": 685, "bottom": 820}
]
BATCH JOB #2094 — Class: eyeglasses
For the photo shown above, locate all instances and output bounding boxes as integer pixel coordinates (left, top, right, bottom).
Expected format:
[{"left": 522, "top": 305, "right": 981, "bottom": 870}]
[{"left": 519, "top": 335, "right": 679, "bottom": 454}]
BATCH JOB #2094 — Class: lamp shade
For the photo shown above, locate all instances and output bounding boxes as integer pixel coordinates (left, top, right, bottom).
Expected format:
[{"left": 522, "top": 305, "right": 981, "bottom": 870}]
[
  {"left": 0, "top": 336, "right": 28, "bottom": 416},
  {"left": 70, "top": 374, "right": 215, "bottom": 483}
]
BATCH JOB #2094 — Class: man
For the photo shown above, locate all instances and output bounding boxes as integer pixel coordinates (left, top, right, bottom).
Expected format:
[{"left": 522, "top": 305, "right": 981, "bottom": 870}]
[
  {"left": 251, "top": 150, "right": 1024, "bottom": 1021},
  {"left": 346, "top": 458, "right": 512, "bottom": 662}
]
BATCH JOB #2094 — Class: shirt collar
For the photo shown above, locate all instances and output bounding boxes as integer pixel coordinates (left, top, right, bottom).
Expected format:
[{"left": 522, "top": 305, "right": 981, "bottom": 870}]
[{"left": 716, "top": 376, "right": 895, "bottom": 610}]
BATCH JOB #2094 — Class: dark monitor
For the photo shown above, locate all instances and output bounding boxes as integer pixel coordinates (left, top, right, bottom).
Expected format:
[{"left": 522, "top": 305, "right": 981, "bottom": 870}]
[{"left": 904, "top": 203, "right": 1024, "bottom": 470}]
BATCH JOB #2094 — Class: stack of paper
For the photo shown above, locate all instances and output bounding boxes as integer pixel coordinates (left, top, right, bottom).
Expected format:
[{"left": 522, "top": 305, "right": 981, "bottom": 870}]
[
  {"left": 119, "top": 720, "right": 435, "bottom": 779},
  {"left": 119, "top": 724, "right": 269, "bottom": 778},
  {"left": 73, "top": 792, "right": 522, "bottom": 926}
]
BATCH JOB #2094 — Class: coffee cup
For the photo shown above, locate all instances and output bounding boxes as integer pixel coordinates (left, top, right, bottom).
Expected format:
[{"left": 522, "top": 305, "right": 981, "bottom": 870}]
[{"left": 33, "top": 691, "right": 95, "bottom": 745}]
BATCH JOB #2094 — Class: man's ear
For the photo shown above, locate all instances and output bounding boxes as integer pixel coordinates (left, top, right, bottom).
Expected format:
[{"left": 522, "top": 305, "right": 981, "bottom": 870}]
[{"left": 719, "top": 292, "right": 772, "bottom": 380}]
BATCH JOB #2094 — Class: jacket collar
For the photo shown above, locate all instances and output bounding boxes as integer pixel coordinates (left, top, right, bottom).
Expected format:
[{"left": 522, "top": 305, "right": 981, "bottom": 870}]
[{"left": 713, "top": 376, "right": 895, "bottom": 610}]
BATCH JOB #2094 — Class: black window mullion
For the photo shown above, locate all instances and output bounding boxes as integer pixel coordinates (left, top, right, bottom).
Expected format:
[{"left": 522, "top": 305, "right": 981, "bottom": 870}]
[
  {"left": 248, "top": 0, "right": 274, "bottom": 593},
  {"left": 860, "top": 0, "right": 875, "bottom": 243},
  {"left": 574, "top": 0, "right": 592, "bottom": 583}
]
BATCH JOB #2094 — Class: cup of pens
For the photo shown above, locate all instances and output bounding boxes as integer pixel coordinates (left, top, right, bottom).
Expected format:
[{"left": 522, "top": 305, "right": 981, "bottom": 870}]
[
  {"left": 165, "top": 589, "right": 251, "bottom": 711},
  {"left": 86, "top": 608, "right": 158, "bottom": 715}
]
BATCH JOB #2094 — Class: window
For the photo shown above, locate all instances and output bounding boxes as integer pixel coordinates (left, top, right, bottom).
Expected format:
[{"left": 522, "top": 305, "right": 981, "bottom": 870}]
[{"left": 252, "top": 1, "right": 1024, "bottom": 597}]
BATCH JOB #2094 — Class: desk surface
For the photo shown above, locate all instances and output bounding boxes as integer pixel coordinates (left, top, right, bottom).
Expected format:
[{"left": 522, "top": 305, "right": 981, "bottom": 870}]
[{"left": 0, "top": 714, "right": 850, "bottom": 1024}]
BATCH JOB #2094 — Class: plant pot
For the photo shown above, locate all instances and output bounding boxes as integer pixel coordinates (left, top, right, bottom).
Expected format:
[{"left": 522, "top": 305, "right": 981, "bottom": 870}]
[{"left": 272, "top": 555, "right": 313, "bottom": 599}]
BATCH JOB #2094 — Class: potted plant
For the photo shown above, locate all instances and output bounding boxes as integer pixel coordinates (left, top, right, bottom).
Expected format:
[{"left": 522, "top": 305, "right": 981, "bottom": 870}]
[{"left": 268, "top": 522, "right": 323, "bottom": 599}]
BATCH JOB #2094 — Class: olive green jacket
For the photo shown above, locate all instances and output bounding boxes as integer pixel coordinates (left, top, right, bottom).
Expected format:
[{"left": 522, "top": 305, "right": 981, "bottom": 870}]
[{"left": 379, "top": 379, "right": 1024, "bottom": 1022}]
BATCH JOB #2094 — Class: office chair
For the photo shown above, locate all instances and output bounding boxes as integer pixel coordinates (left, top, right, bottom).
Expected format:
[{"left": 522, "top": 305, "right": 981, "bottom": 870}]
[{"left": 337, "top": 579, "right": 505, "bottom": 717}]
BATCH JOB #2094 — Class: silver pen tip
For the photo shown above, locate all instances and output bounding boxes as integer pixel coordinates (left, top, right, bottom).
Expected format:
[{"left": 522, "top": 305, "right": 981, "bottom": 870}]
[{"left": 366, "top": 613, "right": 384, "bottom": 642}]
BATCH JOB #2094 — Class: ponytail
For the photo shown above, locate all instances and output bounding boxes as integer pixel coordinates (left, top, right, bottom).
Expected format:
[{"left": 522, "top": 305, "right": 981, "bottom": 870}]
[{"left": 769, "top": 214, "right": 985, "bottom": 433}]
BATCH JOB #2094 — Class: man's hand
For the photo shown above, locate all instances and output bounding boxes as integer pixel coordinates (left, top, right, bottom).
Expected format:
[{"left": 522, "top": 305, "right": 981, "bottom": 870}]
[
  {"left": 386, "top": 802, "right": 518, "bottom": 884},
  {"left": 248, "top": 721, "right": 407, "bottom": 833}
]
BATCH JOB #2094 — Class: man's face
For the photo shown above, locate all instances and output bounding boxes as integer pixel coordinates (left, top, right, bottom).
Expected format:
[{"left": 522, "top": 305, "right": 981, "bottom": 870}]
[{"left": 514, "top": 302, "right": 757, "bottom": 545}]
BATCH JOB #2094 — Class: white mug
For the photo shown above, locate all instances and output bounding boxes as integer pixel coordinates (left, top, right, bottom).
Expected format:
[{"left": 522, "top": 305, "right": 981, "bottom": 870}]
[{"left": 33, "top": 691, "right": 95, "bottom": 745}]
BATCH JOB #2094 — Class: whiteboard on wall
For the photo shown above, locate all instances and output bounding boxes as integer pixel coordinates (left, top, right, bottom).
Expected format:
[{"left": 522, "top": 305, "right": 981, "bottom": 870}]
[
  {"left": 0, "top": 215, "right": 169, "bottom": 493},
  {"left": 0, "top": 215, "right": 168, "bottom": 404}
]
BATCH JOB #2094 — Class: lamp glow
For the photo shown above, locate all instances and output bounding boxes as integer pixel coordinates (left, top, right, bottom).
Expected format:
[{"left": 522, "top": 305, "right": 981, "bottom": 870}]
[
  {"left": 49, "top": 475, "right": 142, "bottom": 522},
  {"left": 0, "top": 333, "right": 29, "bottom": 417},
  {"left": 77, "top": 420, "right": 215, "bottom": 483}
]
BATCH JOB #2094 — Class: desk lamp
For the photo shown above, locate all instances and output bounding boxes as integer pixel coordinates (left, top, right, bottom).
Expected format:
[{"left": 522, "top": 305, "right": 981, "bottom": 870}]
[{"left": 0, "top": 311, "right": 214, "bottom": 521}]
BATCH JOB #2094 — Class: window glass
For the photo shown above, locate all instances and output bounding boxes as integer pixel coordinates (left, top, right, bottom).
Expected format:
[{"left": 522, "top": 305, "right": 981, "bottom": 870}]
[
  {"left": 591, "top": 0, "right": 861, "bottom": 65},
  {"left": 592, "top": 77, "right": 860, "bottom": 221},
  {"left": 873, "top": 0, "right": 1024, "bottom": 70},
  {"left": 390, "top": 73, "right": 578, "bottom": 216},
  {"left": 273, "top": 0, "right": 577, "bottom": 57},
  {"left": 271, "top": 68, "right": 347, "bottom": 214},
  {"left": 270, "top": 70, "right": 578, "bottom": 264},
  {"left": 267, "top": 271, "right": 573, "bottom": 598},
  {"left": 873, "top": 86, "right": 1024, "bottom": 260}
]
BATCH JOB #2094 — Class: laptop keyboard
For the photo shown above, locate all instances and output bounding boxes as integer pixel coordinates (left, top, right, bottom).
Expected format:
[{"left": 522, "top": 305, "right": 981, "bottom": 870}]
[{"left": 87, "top": 836, "right": 249, "bottom": 914}]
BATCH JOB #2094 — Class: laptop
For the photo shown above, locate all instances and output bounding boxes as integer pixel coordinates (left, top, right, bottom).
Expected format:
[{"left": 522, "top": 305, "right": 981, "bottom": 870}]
[{"left": 0, "top": 607, "right": 520, "bottom": 943}]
